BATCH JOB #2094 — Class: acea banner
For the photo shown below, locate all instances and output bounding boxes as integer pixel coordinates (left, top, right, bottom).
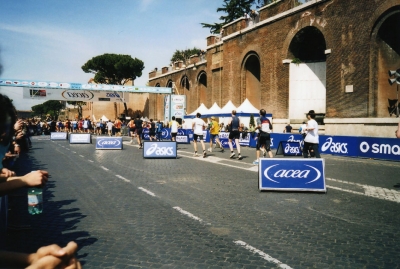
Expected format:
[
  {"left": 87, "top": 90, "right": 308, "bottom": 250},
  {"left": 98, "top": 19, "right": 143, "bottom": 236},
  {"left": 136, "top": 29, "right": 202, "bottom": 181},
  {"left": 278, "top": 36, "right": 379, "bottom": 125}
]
[
  {"left": 23, "top": 88, "right": 128, "bottom": 103},
  {"left": 96, "top": 137, "right": 123, "bottom": 150},
  {"left": 259, "top": 158, "right": 326, "bottom": 192},
  {"left": 69, "top": 133, "right": 91, "bottom": 144},
  {"left": 50, "top": 132, "right": 68, "bottom": 140}
]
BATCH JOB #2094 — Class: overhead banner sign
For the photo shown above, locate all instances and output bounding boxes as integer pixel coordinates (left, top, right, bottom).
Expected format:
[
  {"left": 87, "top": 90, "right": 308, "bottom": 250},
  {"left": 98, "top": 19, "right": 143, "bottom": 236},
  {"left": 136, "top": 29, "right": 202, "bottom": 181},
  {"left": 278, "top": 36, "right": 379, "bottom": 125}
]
[
  {"left": 0, "top": 78, "right": 172, "bottom": 94},
  {"left": 259, "top": 158, "right": 326, "bottom": 192},
  {"left": 22, "top": 88, "right": 129, "bottom": 103}
]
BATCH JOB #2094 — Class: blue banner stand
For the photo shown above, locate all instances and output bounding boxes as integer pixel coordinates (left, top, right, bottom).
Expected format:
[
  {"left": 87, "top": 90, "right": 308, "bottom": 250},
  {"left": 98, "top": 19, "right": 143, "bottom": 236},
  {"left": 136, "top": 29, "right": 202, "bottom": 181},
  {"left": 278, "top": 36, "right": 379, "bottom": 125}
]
[
  {"left": 143, "top": 141, "right": 177, "bottom": 159},
  {"left": 95, "top": 137, "right": 123, "bottom": 150},
  {"left": 276, "top": 141, "right": 302, "bottom": 156},
  {"left": 258, "top": 158, "right": 326, "bottom": 192}
]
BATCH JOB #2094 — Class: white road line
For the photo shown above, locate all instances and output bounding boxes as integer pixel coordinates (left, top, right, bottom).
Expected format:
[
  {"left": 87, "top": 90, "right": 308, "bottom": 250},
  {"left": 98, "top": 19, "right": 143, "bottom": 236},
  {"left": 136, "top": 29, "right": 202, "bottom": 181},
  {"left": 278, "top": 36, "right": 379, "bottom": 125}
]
[
  {"left": 116, "top": 175, "right": 130, "bottom": 183},
  {"left": 234, "top": 240, "right": 293, "bottom": 269},
  {"left": 100, "top": 166, "right": 109, "bottom": 171},
  {"left": 138, "top": 187, "right": 156, "bottom": 197},
  {"left": 179, "top": 149, "right": 400, "bottom": 203},
  {"left": 72, "top": 151, "right": 76, "bottom": 154},
  {"left": 88, "top": 160, "right": 94, "bottom": 163},
  {"left": 172, "top": 206, "right": 211, "bottom": 225},
  {"left": 65, "top": 148, "right": 70, "bottom": 150},
  {"left": 79, "top": 155, "right": 84, "bottom": 157}
]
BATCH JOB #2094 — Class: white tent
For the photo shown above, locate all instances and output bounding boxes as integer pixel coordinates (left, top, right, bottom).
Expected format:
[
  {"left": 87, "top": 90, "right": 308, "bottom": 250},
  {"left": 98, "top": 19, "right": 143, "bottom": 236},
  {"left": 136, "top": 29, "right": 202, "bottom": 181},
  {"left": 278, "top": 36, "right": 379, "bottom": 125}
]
[
  {"left": 203, "top": 102, "right": 222, "bottom": 118},
  {"left": 100, "top": 115, "right": 109, "bottom": 122},
  {"left": 236, "top": 98, "right": 259, "bottom": 116},
  {"left": 220, "top": 100, "right": 237, "bottom": 116},
  {"left": 184, "top": 103, "right": 209, "bottom": 119}
]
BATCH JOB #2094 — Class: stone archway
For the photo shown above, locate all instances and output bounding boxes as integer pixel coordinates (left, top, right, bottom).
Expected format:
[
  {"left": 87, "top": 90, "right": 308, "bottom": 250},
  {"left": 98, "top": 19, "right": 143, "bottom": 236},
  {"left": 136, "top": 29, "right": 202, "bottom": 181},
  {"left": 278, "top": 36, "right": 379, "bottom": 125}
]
[
  {"left": 242, "top": 53, "right": 261, "bottom": 108},
  {"left": 373, "top": 9, "right": 400, "bottom": 117},
  {"left": 288, "top": 26, "right": 327, "bottom": 120},
  {"left": 197, "top": 71, "right": 207, "bottom": 107},
  {"left": 180, "top": 75, "right": 194, "bottom": 113}
]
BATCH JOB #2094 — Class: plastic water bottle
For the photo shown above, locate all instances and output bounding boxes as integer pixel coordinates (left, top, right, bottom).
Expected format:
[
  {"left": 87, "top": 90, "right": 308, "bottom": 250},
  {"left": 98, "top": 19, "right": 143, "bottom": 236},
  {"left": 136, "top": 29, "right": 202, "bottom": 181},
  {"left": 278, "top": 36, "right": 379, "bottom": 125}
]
[{"left": 28, "top": 188, "right": 43, "bottom": 215}]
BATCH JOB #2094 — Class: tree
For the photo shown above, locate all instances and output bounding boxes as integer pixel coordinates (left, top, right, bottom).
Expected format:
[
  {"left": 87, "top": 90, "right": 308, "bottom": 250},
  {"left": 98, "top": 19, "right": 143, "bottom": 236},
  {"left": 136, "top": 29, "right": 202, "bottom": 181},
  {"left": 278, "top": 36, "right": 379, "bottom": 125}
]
[
  {"left": 31, "top": 104, "right": 46, "bottom": 119},
  {"left": 81, "top": 53, "right": 145, "bottom": 118},
  {"left": 67, "top": 101, "right": 86, "bottom": 119},
  {"left": 170, "top": 48, "right": 201, "bottom": 63},
  {"left": 35, "top": 100, "right": 63, "bottom": 119},
  {"left": 250, "top": 114, "right": 255, "bottom": 127},
  {"left": 201, "top": 0, "right": 276, "bottom": 33}
]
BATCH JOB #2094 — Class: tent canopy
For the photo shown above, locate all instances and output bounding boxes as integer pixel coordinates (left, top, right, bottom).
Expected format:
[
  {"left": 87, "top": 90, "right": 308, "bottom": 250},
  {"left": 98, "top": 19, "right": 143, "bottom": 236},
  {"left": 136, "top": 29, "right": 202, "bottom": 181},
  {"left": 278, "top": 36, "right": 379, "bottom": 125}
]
[
  {"left": 202, "top": 102, "right": 222, "bottom": 117},
  {"left": 236, "top": 98, "right": 259, "bottom": 116},
  {"left": 184, "top": 103, "right": 209, "bottom": 119}
]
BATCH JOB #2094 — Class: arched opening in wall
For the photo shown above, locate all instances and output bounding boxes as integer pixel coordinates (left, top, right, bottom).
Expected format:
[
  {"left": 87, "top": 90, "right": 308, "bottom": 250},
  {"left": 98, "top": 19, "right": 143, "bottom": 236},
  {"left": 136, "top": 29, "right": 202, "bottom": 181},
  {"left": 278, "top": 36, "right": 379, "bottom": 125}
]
[
  {"left": 288, "top": 26, "right": 326, "bottom": 121},
  {"left": 198, "top": 71, "right": 207, "bottom": 107},
  {"left": 375, "top": 9, "right": 400, "bottom": 117},
  {"left": 180, "top": 75, "right": 193, "bottom": 113},
  {"left": 243, "top": 54, "right": 261, "bottom": 109}
]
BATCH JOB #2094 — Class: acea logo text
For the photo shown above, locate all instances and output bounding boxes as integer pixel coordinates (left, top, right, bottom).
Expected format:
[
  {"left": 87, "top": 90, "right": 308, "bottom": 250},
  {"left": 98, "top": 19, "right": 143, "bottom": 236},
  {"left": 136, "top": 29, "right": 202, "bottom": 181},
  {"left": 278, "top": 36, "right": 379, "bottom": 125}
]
[
  {"left": 359, "top": 141, "right": 400, "bottom": 155},
  {"left": 263, "top": 164, "right": 321, "bottom": 184},
  {"left": 321, "top": 137, "right": 348, "bottom": 154},
  {"left": 97, "top": 139, "right": 120, "bottom": 146},
  {"left": 146, "top": 143, "right": 174, "bottom": 156},
  {"left": 62, "top": 90, "right": 94, "bottom": 100}
]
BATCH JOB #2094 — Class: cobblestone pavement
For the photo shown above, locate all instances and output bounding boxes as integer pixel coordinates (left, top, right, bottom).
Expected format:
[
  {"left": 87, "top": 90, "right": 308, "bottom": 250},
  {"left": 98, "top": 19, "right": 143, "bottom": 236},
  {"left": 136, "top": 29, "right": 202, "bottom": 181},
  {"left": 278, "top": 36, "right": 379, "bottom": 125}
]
[{"left": 5, "top": 136, "right": 400, "bottom": 268}]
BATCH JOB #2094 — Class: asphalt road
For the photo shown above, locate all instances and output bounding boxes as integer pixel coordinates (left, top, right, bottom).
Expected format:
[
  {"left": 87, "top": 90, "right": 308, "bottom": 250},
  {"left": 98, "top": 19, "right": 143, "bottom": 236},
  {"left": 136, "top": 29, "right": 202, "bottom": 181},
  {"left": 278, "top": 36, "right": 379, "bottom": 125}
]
[{"left": 5, "top": 136, "right": 400, "bottom": 269}]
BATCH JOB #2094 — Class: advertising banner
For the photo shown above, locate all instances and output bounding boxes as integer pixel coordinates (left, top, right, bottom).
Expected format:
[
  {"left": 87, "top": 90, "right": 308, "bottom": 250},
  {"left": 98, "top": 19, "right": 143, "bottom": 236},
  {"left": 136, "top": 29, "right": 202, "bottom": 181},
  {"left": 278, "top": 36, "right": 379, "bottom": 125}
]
[
  {"left": 95, "top": 137, "right": 123, "bottom": 150},
  {"left": 319, "top": 135, "right": 358, "bottom": 157},
  {"left": 50, "top": 132, "right": 68, "bottom": 140},
  {"left": 69, "top": 133, "right": 91, "bottom": 144},
  {"left": 23, "top": 88, "right": 128, "bottom": 103},
  {"left": 356, "top": 137, "right": 400, "bottom": 161},
  {"left": 176, "top": 135, "right": 190, "bottom": 144},
  {"left": 143, "top": 141, "right": 177, "bottom": 159},
  {"left": 259, "top": 158, "right": 326, "bottom": 192},
  {"left": 276, "top": 141, "right": 302, "bottom": 156},
  {"left": 0, "top": 78, "right": 172, "bottom": 94},
  {"left": 170, "top": 95, "right": 186, "bottom": 119},
  {"left": 164, "top": 95, "right": 170, "bottom": 123}
]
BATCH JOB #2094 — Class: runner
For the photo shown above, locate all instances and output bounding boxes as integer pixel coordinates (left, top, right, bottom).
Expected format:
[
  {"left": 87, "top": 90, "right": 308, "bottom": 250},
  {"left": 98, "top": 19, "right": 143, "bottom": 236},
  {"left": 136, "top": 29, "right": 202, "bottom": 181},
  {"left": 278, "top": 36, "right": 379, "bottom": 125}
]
[
  {"left": 227, "top": 110, "right": 242, "bottom": 160},
  {"left": 208, "top": 116, "right": 223, "bottom": 152},
  {"left": 253, "top": 109, "right": 273, "bottom": 165},
  {"left": 114, "top": 118, "right": 122, "bottom": 136},
  {"left": 192, "top": 113, "right": 207, "bottom": 158},
  {"left": 128, "top": 119, "right": 136, "bottom": 144},
  {"left": 134, "top": 115, "right": 144, "bottom": 149},
  {"left": 169, "top": 116, "right": 180, "bottom": 142}
]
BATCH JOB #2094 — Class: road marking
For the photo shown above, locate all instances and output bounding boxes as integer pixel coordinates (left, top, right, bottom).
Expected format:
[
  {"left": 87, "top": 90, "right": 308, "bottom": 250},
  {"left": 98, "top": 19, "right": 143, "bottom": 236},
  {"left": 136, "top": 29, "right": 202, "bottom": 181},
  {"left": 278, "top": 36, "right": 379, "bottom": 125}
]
[
  {"left": 116, "top": 175, "right": 130, "bottom": 182},
  {"left": 173, "top": 206, "right": 207, "bottom": 224},
  {"left": 138, "top": 187, "right": 156, "bottom": 197},
  {"left": 88, "top": 160, "right": 94, "bottom": 163},
  {"left": 72, "top": 151, "right": 76, "bottom": 154},
  {"left": 79, "top": 155, "right": 84, "bottom": 157},
  {"left": 100, "top": 166, "right": 109, "bottom": 171},
  {"left": 179, "top": 149, "right": 400, "bottom": 203},
  {"left": 234, "top": 240, "right": 293, "bottom": 269},
  {"left": 327, "top": 178, "right": 400, "bottom": 203}
]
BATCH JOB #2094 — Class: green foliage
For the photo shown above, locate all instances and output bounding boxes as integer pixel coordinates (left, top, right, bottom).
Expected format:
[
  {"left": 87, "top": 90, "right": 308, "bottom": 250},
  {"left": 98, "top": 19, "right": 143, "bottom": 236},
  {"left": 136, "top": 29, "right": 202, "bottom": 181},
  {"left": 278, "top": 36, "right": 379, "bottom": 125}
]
[
  {"left": 170, "top": 48, "right": 201, "bottom": 63},
  {"left": 291, "top": 58, "right": 302, "bottom": 65},
  {"left": 81, "top": 53, "right": 145, "bottom": 85},
  {"left": 250, "top": 114, "right": 255, "bottom": 127},
  {"left": 32, "top": 100, "right": 63, "bottom": 119},
  {"left": 201, "top": 0, "right": 277, "bottom": 34}
]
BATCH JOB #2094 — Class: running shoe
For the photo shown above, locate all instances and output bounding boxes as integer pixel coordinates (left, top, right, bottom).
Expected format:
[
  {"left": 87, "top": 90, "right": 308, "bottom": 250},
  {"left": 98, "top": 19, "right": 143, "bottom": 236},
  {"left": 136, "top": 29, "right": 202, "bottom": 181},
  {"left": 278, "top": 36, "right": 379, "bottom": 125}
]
[
  {"left": 194, "top": 152, "right": 199, "bottom": 157},
  {"left": 208, "top": 148, "right": 212, "bottom": 152},
  {"left": 221, "top": 148, "right": 224, "bottom": 153},
  {"left": 203, "top": 151, "right": 207, "bottom": 158},
  {"left": 263, "top": 150, "right": 267, "bottom": 157},
  {"left": 238, "top": 154, "right": 243, "bottom": 160},
  {"left": 252, "top": 160, "right": 259, "bottom": 165},
  {"left": 230, "top": 153, "right": 235, "bottom": 158}
]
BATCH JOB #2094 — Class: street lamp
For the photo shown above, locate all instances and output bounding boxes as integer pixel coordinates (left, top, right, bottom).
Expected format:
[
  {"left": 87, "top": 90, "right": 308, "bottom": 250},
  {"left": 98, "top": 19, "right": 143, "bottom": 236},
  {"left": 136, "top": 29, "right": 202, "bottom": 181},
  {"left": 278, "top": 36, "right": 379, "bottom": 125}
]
[{"left": 388, "top": 69, "right": 400, "bottom": 117}]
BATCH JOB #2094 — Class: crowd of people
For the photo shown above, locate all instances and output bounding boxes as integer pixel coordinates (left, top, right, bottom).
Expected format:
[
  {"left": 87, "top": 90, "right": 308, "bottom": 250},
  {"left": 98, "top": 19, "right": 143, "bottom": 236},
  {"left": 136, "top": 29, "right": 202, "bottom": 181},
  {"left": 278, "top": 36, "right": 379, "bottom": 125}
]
[{"left": 0, "top": 93, "right": 81, "bottom": 268}]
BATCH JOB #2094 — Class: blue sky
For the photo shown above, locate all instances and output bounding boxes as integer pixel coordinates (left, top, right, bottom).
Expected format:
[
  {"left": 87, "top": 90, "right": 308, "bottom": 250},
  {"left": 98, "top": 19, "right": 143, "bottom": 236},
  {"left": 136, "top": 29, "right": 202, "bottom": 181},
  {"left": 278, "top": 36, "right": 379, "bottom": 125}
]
[{"left": 0, "top": 0, "right": 224, "bottom": 110}]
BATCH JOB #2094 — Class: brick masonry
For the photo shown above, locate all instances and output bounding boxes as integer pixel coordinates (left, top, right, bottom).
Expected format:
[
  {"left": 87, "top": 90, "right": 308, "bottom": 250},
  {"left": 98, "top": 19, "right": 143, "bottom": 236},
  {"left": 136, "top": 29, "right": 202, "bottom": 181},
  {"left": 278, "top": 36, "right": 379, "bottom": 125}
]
[{"left": 148, "top": 0, "right": 400, "bottom": 137}]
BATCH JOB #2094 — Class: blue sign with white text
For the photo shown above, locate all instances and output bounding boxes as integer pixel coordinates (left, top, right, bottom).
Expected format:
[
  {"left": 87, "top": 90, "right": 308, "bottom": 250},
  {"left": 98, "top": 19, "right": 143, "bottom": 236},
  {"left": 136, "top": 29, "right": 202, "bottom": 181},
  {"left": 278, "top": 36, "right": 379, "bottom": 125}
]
[
  {"left": 96, "top": 137, "right": 123, "bottom": 150},
  {"left": 143, "top": 141, "right": 177, "bottom": 158},
  {"left": 259, "top": 158, "right": 326, "bottom": 192},
  {"left": 69, "top": 133, "right": 91, "bottom": 144}
]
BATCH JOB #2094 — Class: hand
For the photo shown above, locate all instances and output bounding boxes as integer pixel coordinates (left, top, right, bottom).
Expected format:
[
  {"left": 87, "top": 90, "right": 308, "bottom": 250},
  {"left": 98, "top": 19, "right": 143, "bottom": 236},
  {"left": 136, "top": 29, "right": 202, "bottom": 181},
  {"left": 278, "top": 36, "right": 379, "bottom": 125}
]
[
  {"left": 22, "top": 170, "right": 49, "bottom": 187},
  {"left": 15, "top": 131, "right": 24, "bottom": 140},
  {"left": 14, "top": 119, "right": 23, "bottom": 131},
  {"left": 0, "top": 168, "right": 15, "bottom": 178},
  {"left": 27, "top": 241, "right": 81, "bottom": 269}
]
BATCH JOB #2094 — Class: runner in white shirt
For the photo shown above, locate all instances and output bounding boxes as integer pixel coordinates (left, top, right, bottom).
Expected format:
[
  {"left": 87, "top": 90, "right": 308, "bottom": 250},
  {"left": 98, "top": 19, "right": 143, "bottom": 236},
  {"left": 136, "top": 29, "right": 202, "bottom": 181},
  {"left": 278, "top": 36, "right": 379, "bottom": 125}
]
[
  {"left": 303, "top": 110, "right": 321, "bottom": 158},
  {"left": 192, "top": 113, "right": 207, "bottom": 157}
]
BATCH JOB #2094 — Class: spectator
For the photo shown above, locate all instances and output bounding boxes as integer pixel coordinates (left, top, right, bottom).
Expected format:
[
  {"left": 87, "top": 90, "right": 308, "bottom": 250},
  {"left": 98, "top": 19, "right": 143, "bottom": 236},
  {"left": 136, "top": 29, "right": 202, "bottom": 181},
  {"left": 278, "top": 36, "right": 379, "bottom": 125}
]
[{"left": 283, "top": 123, "right": 292, "bottom": 133}]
